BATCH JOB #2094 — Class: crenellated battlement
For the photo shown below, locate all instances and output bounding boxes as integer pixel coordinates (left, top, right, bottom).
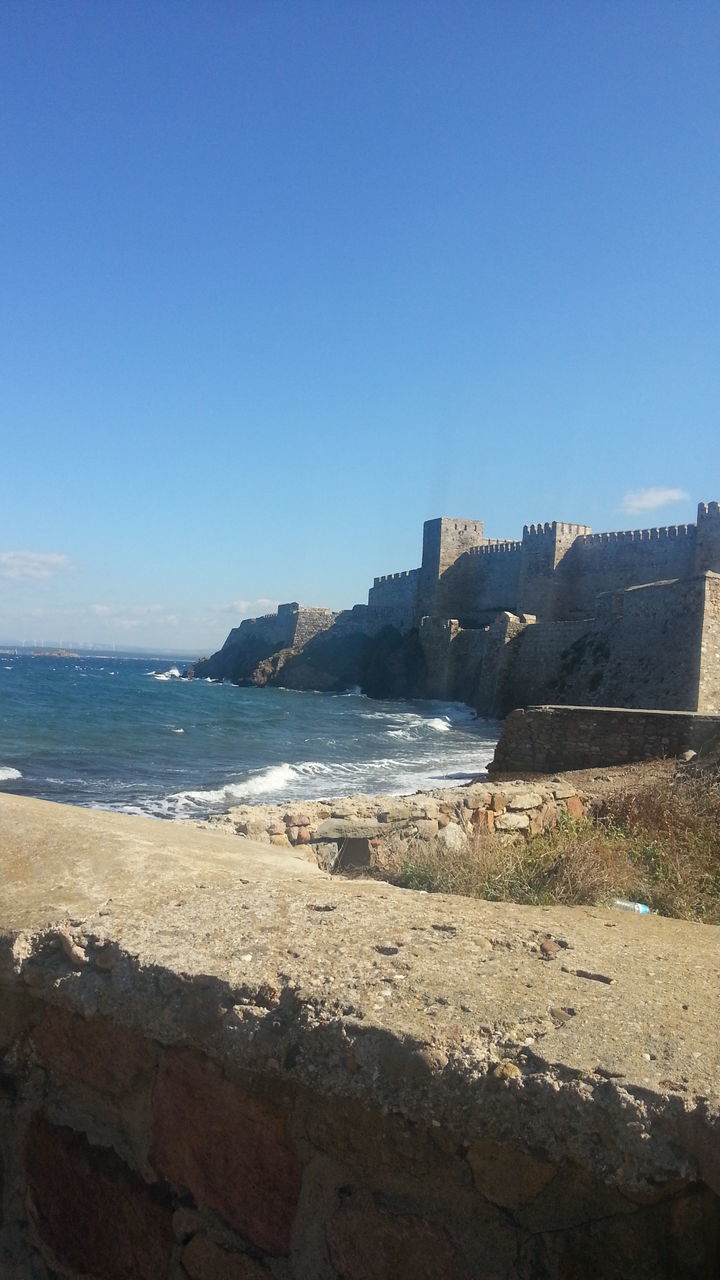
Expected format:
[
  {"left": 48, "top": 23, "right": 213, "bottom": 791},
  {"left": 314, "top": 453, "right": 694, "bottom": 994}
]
[
  {"left": 371, "top": 498, "right": 720, "bottom": 634},
  {"left": 372, "top": 568, "right": 421, "bottom": 586},
  {"left": 578, "top": 525, "right": 694, "bottom": 546},
  {"left": 523, "top": 521, "right": 592, "bottom": 539},
  {"left": 466, "top": 540, "right": 522, "bottom": 556}
]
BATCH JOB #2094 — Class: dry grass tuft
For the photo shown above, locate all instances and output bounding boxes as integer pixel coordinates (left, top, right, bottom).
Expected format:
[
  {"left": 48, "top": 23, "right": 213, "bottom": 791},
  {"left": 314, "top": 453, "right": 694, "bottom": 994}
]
[{"left": 371, "top": 774, "right": 720, "bottom": 922}]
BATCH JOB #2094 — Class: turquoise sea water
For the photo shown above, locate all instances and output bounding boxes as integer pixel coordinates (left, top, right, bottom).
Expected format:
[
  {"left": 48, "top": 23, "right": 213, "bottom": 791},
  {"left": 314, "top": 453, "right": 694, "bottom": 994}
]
[{"left": 0, "top": 653, "right": 500, "bottom": 819}]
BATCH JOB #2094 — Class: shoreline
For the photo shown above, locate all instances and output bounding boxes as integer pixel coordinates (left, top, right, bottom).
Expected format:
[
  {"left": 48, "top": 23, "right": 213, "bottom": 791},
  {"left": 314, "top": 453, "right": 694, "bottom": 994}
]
[
  {"left": 200, "top": 757, "right": 680, "bottom": 866},
  {"left": 203, "top": 772, "right": 588, "bottom": 865}
]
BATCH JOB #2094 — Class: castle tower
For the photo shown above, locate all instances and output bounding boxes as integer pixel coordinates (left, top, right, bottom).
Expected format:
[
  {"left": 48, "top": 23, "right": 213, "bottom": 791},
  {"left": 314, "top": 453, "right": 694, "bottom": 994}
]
[
  {"left": 695, "top": 502, "right": 720, "bottom": 575},
  {"left": 417, "top": 517, "right": 486, "bottom": 617},
  {"left": 517, "top": 521, "right": 591, "bottom": 620}
]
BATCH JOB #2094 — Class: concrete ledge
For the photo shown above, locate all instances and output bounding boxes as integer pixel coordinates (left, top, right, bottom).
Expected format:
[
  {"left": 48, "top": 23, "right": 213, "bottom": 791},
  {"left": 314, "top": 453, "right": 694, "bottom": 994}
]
[
  {"left": 490, "top": 704, "right": 720, "bottom": 773},
  {"left": 2, "top": 794, "right": 720, "bottom": 1276}
]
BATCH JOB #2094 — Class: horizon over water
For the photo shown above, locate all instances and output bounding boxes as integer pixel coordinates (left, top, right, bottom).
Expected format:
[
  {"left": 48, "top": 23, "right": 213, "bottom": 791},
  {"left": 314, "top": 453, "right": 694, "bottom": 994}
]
[{"left": 0, "top": 653, "right": 500, "bottom": 820}]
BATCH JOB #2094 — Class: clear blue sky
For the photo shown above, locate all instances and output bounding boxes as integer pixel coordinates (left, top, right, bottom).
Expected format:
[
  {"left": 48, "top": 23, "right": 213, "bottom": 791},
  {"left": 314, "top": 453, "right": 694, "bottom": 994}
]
[{"left": 2, "top": 1, "right": 719, "bottom": 651}]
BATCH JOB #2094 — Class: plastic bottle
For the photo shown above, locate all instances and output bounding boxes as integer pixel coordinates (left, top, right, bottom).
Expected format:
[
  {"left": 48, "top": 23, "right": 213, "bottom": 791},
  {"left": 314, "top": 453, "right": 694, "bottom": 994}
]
[{"left": 612, "top": 899, "right": 651, "bottom": 914}]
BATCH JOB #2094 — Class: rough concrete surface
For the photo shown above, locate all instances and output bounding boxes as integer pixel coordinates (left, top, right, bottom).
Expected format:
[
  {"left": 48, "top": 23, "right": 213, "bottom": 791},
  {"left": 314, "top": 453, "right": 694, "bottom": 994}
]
[
  {"left": 2, "top": 793, "right": 720, "bottom": 1277},
  {"left": 2, "top": 791, "right": 719, "bottom": 1166}
]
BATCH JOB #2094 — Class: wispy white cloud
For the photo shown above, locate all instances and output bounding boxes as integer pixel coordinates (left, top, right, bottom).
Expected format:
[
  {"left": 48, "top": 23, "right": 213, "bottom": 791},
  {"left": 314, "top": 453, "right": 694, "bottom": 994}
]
[
  {"left": 0, "top": 551, "right": 72, "bottom": 581},
  {"left": 87, "top": 603, "right": 180, "bottom": 631},
  {"left": 620, "top": 487, "right": 689, "bottom": 515},
  {"left": 89, "top": 603, "right": 167, "bottom": 619},
  {"left": 222, "top": 597, "right": 279, "bottom": 616}
]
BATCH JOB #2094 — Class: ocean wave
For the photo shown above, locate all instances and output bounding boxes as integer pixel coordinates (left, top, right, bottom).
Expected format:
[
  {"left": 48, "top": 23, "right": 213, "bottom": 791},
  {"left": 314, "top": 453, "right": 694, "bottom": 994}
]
[
  {"left": 170, "top": 728, "right": 185, "bottom": 734},
  {"left": 152, "top": 666, "right": 182, "bottom": 681},
  {"left": 426, "top": 701, "right": 478, "bottom": 724},
  {"left": 167, "top": 761, "right": 300, "bottom": 811},
  {"left": 425, "top": 717, "right": 451, "bottom": 732},
  {"left": 0, "top": 766, "right": 22, "bottom": 782}
]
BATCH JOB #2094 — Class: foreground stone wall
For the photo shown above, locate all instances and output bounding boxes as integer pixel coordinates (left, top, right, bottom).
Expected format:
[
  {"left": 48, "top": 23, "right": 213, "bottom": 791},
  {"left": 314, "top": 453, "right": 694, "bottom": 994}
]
[
  {"left": 491, "top": 705, "right": 720, "bottom": 774},
  {"left": 698, "top": 573, "right": 720, "bottom": 713},
  {"left": 2, "top": 795, "right": 720, "bottom": 1278},
  {"left": 207, "top": 776, "right": 587, "bottom": 861}
]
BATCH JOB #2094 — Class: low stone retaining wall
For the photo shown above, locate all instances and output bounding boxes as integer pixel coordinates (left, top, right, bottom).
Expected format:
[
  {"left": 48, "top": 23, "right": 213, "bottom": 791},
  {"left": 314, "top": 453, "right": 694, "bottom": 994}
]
[
  {"left": 2, "top": 794, "right": 720, "bottom": 1278},
  {"left": 206, "top": 780, "right": 587, "bottom": 868},
  {"left": 490, "top": 704, "right": 720, "bottom": 774}
]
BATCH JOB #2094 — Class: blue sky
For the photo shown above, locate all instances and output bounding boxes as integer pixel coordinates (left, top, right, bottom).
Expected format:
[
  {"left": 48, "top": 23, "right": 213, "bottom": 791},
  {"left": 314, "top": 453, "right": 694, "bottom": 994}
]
[{"left": 1, "top": 1, "right": 719, "bottom": 651}]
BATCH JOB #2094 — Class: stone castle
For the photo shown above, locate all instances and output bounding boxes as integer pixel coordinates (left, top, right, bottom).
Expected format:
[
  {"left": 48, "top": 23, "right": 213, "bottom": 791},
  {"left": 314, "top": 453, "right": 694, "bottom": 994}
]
[{"left": 196, "top": 502, "right": 720, "bottom": 717}]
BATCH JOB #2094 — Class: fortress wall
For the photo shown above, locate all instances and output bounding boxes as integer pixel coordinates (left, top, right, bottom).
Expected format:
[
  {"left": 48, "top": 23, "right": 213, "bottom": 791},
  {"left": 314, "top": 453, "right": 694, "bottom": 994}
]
[
  {"left": 471, "top": 612, "right": 529, "bottom": 717},
  {"left": 696, "top": 502, "right": 720, "bottom": 575},
  {"left": 330, "top": 603, "right": 370, "bottom": 636},
  {"left": 418, "top": 517, "right": 485, "bottom": 615},
  {"left": 418, "top": 616, "right": 460, "bottom": 698},
  {"left": 417, "top": 619, "right": 489, "bottom": 702},
  {"left": 501, "top": 577, "right": 706, "bottom": 715},
  {"left": 3, "top": 795, "right": 720, "bottom": 1280},
  {"left": 223, "top": 605, "right": 336, "bottom": 654},
  {"left": 558, "top": 526, "right": 697, "bottom": 618},
  {"left": 698, "top": 573, "right": 720, "bottom": 713},
  {"left": 448, "top": 626, "right": 492, "bottom": 708},
  {"left": 367, "top": 568, "right": 420, "bottom": 632},
  {"left": 435, "top": 543, "right": 523, "bottom": 623},
  {"left": 497, "top": 620, "right": 591, "bottom": 714},
  {"left": 291, "top": 606, "right": 337, "bottom": 648},
  {"left": 222, "top": 605, "right": 299, "bottom": 652},
  {"left": 517, "top": 523, "right": 591, "bottom": 620},
  {"left": 491, "top": 705, "right": 720, "bottom": 773}
]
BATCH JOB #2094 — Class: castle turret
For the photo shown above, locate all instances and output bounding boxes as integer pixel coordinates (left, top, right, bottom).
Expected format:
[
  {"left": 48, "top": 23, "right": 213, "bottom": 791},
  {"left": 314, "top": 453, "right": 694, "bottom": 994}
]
[
  {"left": 417, "top": 517, "right": 486, "bottom": 617},
  {"left": 517, "top": 521, "right": 591, "bottom": 620},
  {"left": 695, "top": 502, "right": 720, "bottom": 575}
]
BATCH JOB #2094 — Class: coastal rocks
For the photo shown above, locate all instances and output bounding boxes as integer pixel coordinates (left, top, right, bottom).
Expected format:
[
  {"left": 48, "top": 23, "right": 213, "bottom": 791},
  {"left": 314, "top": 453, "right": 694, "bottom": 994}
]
[
  {"left": 206, "top": 778, "right": 586, "bottom": 870},
  {"left": 436, "top": 822, "right": 468, "bottom": 852}
]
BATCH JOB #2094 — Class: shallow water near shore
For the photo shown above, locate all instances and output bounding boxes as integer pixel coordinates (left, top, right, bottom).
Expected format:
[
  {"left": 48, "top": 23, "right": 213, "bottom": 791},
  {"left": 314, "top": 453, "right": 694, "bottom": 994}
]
[{"left": 0, "top": 653, "right": 499, "bottom": 819}]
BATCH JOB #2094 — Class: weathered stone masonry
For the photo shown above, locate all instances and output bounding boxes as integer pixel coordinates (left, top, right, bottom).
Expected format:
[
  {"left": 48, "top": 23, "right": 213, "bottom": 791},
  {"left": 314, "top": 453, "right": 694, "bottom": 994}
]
[
  {"left": 366, "top": 501, "right": 720, "bottom": 716},
  {"left": 194, "top": 501, "right": 720, "bottom": 718},
  {"left": 490, "top": 705, "right": 720, "bottom": 774}
]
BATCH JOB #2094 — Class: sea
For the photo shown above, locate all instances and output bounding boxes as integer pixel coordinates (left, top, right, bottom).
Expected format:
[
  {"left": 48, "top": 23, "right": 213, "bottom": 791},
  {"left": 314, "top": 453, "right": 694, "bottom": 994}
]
[{"left": 0, "top": 652, "right": 500, "bottom": 820}]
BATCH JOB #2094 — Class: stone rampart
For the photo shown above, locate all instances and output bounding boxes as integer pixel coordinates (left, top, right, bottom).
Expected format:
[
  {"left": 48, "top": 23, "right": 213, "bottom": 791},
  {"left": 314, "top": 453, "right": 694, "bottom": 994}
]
[
  {"left": 3, "top": 793, "right": 720, "bottom": 1278},
  {"left": 490, "top": 705, "right": 720, "bottom": 773},
  {"left": 417, "top": 517, "right": 486, "bottom": 616},
  {"left": 558, "top": 525, "right": 697, "bottom": 618},
  {"left": 367, "top": 568, "right": 420, "bottom": 632},
  {"left": 498, "top": 576, "right": 714, "bottom": 716},
  {"left": 434, "top": 541, "right": 523, "bottom": 624},
  {"left": 699, "top": 573, "right": 720, "bottom": 712},
  {"left": 516, "top": 522, "right": 592, "bottom": 621},
  {"left": 290, "top": 605, "right": 336, "bottom": 648}
]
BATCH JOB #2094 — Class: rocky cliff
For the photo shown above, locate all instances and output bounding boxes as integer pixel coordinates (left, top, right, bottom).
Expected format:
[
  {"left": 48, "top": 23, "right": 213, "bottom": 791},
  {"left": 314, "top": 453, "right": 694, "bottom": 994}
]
[{"left": 191, "top": 610, "right": 428, "bottom": 701}]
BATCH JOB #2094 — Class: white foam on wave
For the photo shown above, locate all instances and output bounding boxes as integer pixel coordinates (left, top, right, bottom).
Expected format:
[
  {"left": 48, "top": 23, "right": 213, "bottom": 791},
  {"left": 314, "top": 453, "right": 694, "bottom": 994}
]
[
  {"left": 240, "top": 762, "right": 299, "bottom": 795},
  {"left": 153, "top": 666, "right": 182, "bottom": 681},
  {"left": 425, "top": 717, "right": 451, "bottom": 732},
  {"left": 427, "top": 701, "right": 478, "bottom": 724},
  {"left": 0, "top": 766, "right": 22, "bottom": 782},
  {"left": 167, "top": 762, "right": 301, "bottom": 812},
  {"left": 170, "top": 728, "right": 185, "bottom": 734}
]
